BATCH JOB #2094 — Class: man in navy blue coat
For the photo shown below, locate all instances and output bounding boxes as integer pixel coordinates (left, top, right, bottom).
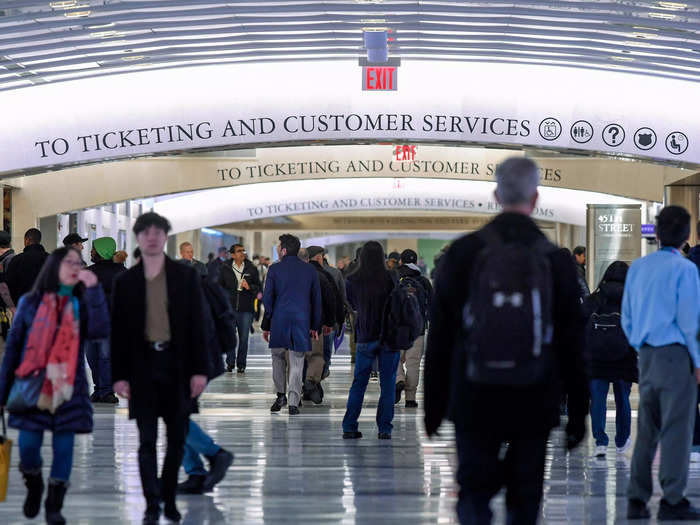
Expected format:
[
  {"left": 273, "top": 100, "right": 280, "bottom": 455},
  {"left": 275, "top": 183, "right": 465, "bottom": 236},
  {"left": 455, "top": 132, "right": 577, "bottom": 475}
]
[{"left": 262, "top": 234, "right": 322, "bottom": 415}]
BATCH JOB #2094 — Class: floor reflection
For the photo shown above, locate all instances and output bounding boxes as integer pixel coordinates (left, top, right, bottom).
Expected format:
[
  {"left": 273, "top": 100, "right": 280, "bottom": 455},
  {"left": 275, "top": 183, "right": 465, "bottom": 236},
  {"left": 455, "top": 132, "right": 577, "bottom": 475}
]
[{"left": 0, "top": 334, "right": 698, "bottom": 523}]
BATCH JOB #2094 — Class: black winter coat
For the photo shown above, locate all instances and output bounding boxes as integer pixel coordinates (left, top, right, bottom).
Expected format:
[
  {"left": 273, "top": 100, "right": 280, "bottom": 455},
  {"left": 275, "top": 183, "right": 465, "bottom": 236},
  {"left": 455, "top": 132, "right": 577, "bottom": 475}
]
[
  {"left": 582, "top": 282, "right": 638, "bottom": 383},
  {"left": 6, "top": 244, "right": 48, "bottom": 305},
  {"left": 218, "top": 259, "right": 261, "bottom": 313},
  {"left": 111, "top": 257, "right": 209, "bottom": 419},
  {"left": 346, "top": 271, "right": 395, "bottom": 343},
  {"left": 86, "top": 259, "right": 126, "bottom": 311},
  {"left": 310, "top": 260, "right": 340, "bottom": 328},
  {"left": 424, "top": 213, "right": 589, "bottom": 438}
]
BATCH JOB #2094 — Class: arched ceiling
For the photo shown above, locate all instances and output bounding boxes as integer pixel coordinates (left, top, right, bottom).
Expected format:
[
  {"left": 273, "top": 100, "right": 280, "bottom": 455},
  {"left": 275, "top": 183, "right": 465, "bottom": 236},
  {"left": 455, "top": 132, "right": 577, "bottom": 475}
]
[{"left": 1, "top": 0, "right": 699, "bottom": 91}]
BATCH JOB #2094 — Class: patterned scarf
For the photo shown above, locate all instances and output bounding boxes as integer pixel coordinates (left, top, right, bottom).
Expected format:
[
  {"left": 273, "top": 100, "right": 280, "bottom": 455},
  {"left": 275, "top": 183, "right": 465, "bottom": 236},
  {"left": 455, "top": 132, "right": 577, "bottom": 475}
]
[{"left": 14, "top": 292, "right": 80, "bottom": 413}]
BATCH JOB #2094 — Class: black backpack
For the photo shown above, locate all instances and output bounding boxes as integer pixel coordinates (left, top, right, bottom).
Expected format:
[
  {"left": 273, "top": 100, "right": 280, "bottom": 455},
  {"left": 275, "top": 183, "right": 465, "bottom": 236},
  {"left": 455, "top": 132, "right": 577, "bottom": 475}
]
[
  {"left": 403, "top": 274, "right": 430, "bottom": 325},
  {"left": 461, "top": 226, "right": 556, "bottom": 386},
  {"left": 585, "top": 299, "right": 628, "bottom": 362},
  {"left": 380, "top": 274, "right": 425, "bottom": 351},
  {"left": 201, "top": 278, "right": 237, "bottom": 355}
]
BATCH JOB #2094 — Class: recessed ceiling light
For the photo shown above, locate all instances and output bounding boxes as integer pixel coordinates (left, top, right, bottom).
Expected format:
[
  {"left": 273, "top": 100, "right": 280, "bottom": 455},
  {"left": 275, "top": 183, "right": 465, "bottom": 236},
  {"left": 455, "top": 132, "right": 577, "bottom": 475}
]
[
  {"left": 649, "top": 12, "right": 677, "bottom": 19},
  {"left": 64, "top": 10, "right": 91, "bottom": 18},
  {"left": 90, "top": 30, "right": 118, "bottom": 38},
  {"left": 87, "top": 22, "right": 115, "bottom": 29},
  {"left": 657, "top": 2, "right": 687, "bottom": 10},
  {"left": 50, "top": 0, "right": 78, "bottom": 8}
]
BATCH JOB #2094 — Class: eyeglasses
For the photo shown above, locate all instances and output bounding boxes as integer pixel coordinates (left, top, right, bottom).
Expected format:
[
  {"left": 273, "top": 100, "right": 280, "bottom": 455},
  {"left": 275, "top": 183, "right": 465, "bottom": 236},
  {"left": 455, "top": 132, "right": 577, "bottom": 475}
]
[{"left": 62, "top": 259, "right": 82, "bottom": 269}]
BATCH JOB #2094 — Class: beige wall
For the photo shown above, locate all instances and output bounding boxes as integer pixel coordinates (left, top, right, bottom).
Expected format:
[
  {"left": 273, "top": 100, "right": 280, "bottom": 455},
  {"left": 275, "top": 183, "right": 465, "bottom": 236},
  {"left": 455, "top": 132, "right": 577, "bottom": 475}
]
[{"left": 5, "top": 145, "right": 686, "bottom": 248}]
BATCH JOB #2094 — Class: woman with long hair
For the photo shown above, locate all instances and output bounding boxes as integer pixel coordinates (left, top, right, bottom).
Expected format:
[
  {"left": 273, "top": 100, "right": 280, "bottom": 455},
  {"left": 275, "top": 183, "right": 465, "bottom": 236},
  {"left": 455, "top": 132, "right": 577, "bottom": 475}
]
[
  {"left": 0, "top": 247, "right": 109, "bottom": 524},
  {"left": 342, "top": 241, "right": 400, "bottom": 439},
  {"left": 583, "top": 260, "right": 638, "bottom": 458}
]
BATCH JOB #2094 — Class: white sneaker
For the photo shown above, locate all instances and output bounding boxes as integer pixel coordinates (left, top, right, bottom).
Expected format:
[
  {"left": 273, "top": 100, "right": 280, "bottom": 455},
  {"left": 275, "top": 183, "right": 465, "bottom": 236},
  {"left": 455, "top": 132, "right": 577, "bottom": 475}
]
[
  {"left": 617, "top": 438, "right": 632, "bottom": 454},
  {"left": 594, "top": 445, "right": 607, "bottom": 458},
  {"left": 691, "top": 452, "right": 700, "bottom": 463}
]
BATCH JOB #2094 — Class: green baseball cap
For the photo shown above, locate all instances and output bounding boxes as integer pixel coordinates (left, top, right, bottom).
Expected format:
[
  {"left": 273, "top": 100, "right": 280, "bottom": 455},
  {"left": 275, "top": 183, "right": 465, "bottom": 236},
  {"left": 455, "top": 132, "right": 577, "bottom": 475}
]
[{"left": 93, "top": 237, "right": 117, "bottom": 261}]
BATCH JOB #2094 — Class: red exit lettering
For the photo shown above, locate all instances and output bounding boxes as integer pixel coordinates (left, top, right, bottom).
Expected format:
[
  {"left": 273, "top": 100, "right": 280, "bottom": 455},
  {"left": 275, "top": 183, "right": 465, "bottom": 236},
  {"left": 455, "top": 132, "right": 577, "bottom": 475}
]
[
  {"left": 395, "top": 144, "right": 416, "bottom": 161},
  {"left": 363, "top": 66, "right": 397, "bottom": 91}
]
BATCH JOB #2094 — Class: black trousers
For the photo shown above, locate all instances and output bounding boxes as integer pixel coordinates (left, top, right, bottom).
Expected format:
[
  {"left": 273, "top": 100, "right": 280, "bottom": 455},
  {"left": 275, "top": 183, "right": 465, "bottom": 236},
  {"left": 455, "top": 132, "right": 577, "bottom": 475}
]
[
  {"left": 693, "top": 386, "right": 700, "bottom": 448},
  {"left": 136, "top": 382, "right": 188, "bottom": 507},
  {"left": 455, "top": 429, "right": 549, "bottom": 525}
]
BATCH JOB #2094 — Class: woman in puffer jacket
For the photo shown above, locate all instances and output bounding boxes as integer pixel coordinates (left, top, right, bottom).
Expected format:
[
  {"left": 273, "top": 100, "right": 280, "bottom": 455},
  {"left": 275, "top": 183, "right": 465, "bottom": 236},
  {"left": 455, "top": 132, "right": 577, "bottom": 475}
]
[{"left": 0, "top": 247, "right": 109, "bottom": 524}]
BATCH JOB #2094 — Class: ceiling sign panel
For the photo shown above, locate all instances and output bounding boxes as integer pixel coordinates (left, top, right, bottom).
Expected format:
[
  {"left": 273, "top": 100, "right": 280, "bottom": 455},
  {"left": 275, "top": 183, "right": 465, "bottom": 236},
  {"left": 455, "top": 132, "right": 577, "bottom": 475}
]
[{"left": 1, "top": 60, "right": 698, "bottom": 174}]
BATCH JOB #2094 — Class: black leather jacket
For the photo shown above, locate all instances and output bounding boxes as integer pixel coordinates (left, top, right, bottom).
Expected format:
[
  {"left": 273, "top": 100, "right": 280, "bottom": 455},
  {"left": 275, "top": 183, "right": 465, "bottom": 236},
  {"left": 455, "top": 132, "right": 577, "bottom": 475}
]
[{"left": 218, "top": 259, "right": 261, "bottom": 313}]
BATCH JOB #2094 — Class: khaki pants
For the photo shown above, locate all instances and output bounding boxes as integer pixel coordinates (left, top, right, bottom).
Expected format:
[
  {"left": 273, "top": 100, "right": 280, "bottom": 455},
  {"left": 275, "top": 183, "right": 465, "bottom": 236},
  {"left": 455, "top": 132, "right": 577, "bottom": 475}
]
[
  {"left": 396, "top": 335, "right": 424, "bottom": 402},
  {"left": 305, "top": 336, "right": 325, "bottom": 384}
]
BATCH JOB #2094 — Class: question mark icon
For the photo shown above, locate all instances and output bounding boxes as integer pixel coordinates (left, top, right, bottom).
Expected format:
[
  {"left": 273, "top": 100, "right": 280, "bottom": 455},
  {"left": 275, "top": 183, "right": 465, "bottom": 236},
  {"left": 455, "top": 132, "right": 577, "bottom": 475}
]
[{"left": 603, "top": 124, "right": 625, "bottom": 147}]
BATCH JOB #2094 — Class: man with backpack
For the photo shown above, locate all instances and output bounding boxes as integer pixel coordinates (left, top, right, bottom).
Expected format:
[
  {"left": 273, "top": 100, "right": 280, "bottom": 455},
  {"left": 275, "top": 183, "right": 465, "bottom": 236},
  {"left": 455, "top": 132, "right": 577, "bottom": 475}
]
[
  {"left": 623, "top": 205, "right": 700, "bottom": 520},
  {"left": 424, "top": 157, "right": 588, "bottom": 525},
  {"left": 303, "top": 246, "right": 343, "bottom": 404},
  {"left": 394, "top": 249, "right": 432, "bottom": 408}
]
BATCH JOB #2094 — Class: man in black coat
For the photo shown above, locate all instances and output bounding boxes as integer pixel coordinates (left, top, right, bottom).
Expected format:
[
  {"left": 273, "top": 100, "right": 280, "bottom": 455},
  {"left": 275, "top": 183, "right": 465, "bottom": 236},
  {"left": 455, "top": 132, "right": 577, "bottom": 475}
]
[
  {"left": 424, "top": 157, "right": 588, "bottom": 525},
  {"left": 218, "top": 243, "right": 261, "bottom": 373},
  {"left": 573, "top": 246, "right": 590, "bottom": 298},
  {"left": 111, "top": 212, "right": 208, "bottom": 525},
  {"left": 6, "top": 228, "right": 48, "bottom": 304},
  {"left": 304, "top": 246, "right": 341, "bottom": 403},
  {"left": 85, "top": 236, "right": 126, "bottom": 403},
  {"left": 395, "top": 249, "right": 433, "bottom": 408}
]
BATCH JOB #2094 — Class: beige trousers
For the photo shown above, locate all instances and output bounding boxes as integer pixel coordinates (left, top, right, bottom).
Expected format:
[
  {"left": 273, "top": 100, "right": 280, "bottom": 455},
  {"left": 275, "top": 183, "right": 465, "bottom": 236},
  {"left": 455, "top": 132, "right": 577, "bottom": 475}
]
[
  {"left": 396, "top": 335, "right": 425, "bottom": 402},
  {"left": 305, "top": 336, "right": 325, "bottom": 384}
]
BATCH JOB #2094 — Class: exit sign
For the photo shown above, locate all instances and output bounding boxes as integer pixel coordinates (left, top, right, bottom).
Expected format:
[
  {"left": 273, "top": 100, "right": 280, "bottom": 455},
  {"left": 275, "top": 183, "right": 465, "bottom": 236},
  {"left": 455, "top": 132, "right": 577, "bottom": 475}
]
[{"left": 362, "top": 66, "right": 397, "bottom": 91}]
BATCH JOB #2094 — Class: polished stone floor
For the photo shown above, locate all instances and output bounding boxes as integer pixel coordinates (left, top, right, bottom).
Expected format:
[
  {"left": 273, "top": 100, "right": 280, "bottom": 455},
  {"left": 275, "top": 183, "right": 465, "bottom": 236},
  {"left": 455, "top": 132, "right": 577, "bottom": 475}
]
[{"left": 1, "top": 334, "right": 700, "bottom": 524}]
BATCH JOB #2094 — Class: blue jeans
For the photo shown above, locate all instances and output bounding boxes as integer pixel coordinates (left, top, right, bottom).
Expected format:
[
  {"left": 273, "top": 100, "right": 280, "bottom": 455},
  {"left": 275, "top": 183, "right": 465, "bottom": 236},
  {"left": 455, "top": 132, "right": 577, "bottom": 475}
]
[
  {"left": 85, "top": 338, "right": 113, "bottom": 396},
  {"left": 19, "top": 430, "right": 75, "bottom": 481},
  {"left": 183, "top": 420, "right": 221, "bottom": 476},
  {"left": 589, "top": 379, "right": 632, "bottom": 447},
  {"left": 228, "top": 311, "right": 253, "bottom": 370},
  {"left": 342, "top": 341, "right": 400, "bottom": 435},
  {"left": 323, "top": 332, "right": 333, "bottom": 365}
]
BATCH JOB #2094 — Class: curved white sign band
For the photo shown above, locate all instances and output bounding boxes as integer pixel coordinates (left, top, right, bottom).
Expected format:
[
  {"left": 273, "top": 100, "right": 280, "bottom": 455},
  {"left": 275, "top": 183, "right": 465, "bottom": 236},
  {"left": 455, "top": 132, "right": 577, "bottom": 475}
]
[
  {"left": 1, "top": 61, "right": 697, "bottom": 175},
  {"left": 152, "top": 177, "right": 645, "bottom": 235}
]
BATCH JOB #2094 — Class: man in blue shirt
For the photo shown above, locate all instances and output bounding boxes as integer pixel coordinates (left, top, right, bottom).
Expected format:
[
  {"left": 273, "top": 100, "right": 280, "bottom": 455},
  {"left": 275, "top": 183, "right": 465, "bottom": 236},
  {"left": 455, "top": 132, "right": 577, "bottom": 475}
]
[{"left": 622, "top": 205, "right": 700, "bottom": 521}]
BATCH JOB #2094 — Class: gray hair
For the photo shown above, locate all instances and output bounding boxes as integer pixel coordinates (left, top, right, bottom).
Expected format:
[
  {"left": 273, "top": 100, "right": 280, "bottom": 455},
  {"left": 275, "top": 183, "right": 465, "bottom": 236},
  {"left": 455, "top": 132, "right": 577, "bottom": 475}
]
[
  {"left": 495, "top": 157, "right": 540, "bottom": 206},
  {"left": 298, "top": 248, "right": 309, "bottom": 262}
]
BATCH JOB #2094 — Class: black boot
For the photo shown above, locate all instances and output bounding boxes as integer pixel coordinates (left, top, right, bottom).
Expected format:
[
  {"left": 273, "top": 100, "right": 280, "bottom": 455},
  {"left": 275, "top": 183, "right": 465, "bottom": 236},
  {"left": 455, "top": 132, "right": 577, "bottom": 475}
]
[
  {"left": 44, "top": 479, "right": 68, "bottom": 525},
  {"left": 142, "top": 500, "right": 161, "bottom": 525},
  {"left": 163, "top": 499, "right": 182, "bottom": 523},
  {"left": 270, "top": 393, "right": 287, "bottom": 412},
  {"left": 202, "top": 449, "right": 234, "bottom": 492},
  {"left": 20, "top": 466, "right": 44, "bottom": 518},
  {"left": 177, "top": 474, "right": 205, "bottom": 494}
]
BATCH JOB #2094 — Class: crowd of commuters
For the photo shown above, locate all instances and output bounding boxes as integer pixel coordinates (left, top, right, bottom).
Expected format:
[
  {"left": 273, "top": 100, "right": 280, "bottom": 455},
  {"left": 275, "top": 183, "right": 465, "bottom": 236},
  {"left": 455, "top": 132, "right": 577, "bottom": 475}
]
[{"left": 3, "top": 156, "right": 700, "bottom": 524}]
